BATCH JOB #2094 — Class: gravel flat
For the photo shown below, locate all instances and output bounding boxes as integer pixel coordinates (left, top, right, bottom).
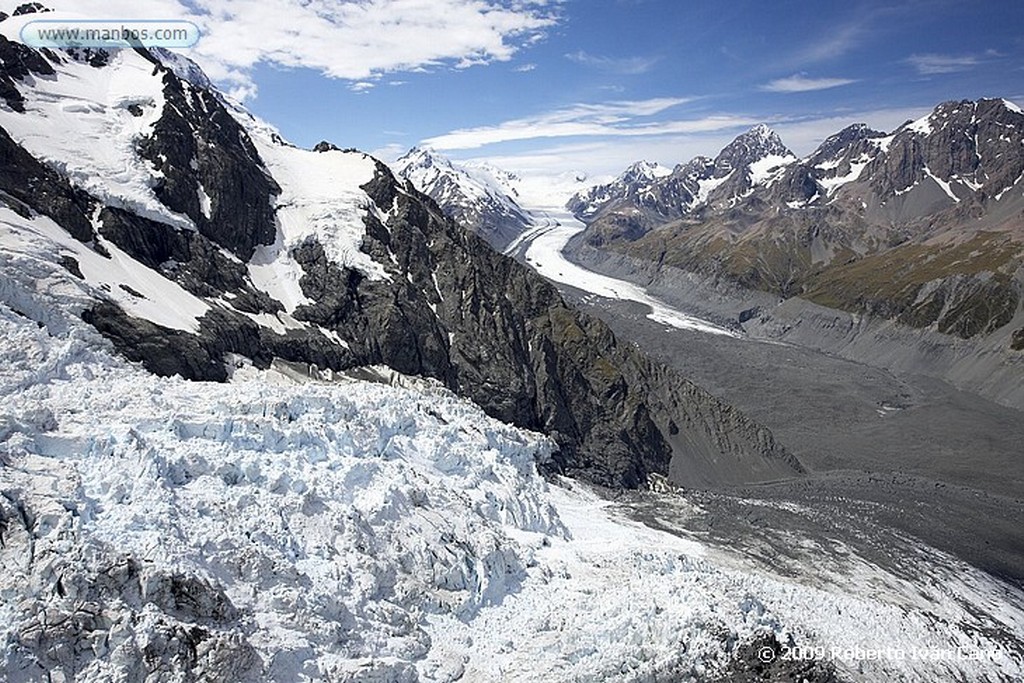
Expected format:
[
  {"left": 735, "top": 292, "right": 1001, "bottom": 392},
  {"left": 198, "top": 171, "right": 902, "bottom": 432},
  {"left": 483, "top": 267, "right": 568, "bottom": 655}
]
[{"left": 565, "top": 292, "right": 1024, "bottom": 588}]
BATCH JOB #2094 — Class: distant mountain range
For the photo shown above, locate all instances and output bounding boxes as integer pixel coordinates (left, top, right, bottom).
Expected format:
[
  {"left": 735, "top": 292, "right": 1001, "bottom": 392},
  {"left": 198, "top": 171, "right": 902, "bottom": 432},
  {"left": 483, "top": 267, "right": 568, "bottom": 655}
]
[
  {"left": 392, "top": 99, "right": 1024, "bottom": 407},
  {"left": 568, "top": 99, "right": 1024, "bottom": 346}
]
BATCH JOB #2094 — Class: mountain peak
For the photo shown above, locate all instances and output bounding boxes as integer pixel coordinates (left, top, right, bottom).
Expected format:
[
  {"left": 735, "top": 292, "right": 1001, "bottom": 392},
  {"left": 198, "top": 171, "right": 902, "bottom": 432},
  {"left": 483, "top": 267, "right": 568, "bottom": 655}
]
[
  {"left": 810, "top": 123, "right": 887, "bottom": 164},
  {"left": 620, "top": 160, "right": 672, "bottom": 183},
  {"left": 393, "top": 148, "right": 532, "bottom": 250},
  {"left": 715, "top": 124, "right": 793, "bottom": 174},
  {"left": 741, "top": 123, "right": 786, "bottom": 148},
  {"left": 395, "top": 146, "right": 454, "bottom": 173}
]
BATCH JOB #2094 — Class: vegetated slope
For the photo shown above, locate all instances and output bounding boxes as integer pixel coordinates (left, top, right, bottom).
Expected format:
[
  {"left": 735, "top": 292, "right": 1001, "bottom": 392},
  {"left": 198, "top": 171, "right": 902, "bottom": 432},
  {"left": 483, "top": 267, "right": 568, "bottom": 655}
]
[
  {"left": 0, "top": 11, "right": 796, "bottom": 489},
  {"left": 574, "top": 102, "right": 1024, "bottom": 347}
]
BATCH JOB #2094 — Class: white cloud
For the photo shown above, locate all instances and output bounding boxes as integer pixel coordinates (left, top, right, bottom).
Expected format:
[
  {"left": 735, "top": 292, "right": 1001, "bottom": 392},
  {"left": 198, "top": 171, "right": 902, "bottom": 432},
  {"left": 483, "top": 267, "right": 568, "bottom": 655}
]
[
  {"left": 420, "top": 98, "right": 762, "bottom": 150},
  {"left": 56, "top": 0, "right": 559, "bottom": 100},
  {"left": 907, "top": 52, "right": 984, "bottom": 75},
  {"left": 565, "top": 50, "right": 659, "bottom": 75},
  {"left": 761, "top": 74, "right": 858, "bottom": 93},
  {"left": 370, "top": 142, "right": 409, "bottom": 162}
]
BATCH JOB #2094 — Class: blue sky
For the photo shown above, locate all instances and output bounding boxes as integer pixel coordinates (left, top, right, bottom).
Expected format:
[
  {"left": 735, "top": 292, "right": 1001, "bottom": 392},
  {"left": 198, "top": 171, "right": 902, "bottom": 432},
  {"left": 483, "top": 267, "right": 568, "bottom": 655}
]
[{"left": 55, "top": 0, "right": 1024, "bottom": 176}]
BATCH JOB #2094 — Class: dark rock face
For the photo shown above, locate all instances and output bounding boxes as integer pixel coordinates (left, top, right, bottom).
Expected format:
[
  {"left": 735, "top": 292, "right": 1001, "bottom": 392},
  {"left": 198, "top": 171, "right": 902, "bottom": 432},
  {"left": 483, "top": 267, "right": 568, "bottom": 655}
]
[
  {"left": 12, "top": 3, "right": 51, "bottom": 16},
  {"left": 0, "top": 125, "right": 96, "bottom": 242},
  {"left": 95, "top": 205, "right": 281, "bottom": 312},
  {"left": 0, "top": 34, "right": 55, "bottom": 112},
  {"left": 137, "top": 56, "right": 279, "bottom": 261},
  {"left": 287, "top": 164, "right": 797, "bottom": 487},
  {"left": 866, "top": 99, "right": 1024, "bottom": 202},
  {"left": 1012, "top": 327, "right": 1024, "bottom": 351}
]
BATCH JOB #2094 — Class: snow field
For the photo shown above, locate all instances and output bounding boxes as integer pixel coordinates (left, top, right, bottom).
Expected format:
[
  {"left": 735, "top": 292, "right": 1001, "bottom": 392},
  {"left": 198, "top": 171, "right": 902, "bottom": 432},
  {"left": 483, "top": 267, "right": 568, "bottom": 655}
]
[{"left": 248, "top": 138, "right": 391, "bottom": 316}]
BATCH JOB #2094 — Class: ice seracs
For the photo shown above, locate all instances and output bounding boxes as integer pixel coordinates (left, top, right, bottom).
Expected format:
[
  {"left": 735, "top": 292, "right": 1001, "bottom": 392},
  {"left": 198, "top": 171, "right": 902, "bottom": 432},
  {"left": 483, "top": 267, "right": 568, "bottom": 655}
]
[{"left": 2, "top": 12, "right": 1024, "bottom": 680}]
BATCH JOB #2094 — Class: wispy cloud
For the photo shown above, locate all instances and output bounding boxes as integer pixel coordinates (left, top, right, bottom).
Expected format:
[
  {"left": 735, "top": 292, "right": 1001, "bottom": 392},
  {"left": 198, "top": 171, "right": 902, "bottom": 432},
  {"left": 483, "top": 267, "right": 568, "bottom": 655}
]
[
  {"left": 565, "top": 50, "right": 660, "bottom": 75},
  {"left": 792, "top": 21, "right": 866, "bottom": 65},
  {"left": 514, "top": 63, "right": 538, "bottom": 72},
  {"left": 62, "top": 0, "right": 560, "bottom": 100},
  {"left": 760, "top": 74, "right": 858, "bottom": 93},
  {"left": 906, "top": 52, "right": 987, "bottom": 74},
  {"left": 422, "top": 98, "right": 762, "bottom": 150},
  {"left": 782, "top": 3, "right": 916, "bottom": 70}
]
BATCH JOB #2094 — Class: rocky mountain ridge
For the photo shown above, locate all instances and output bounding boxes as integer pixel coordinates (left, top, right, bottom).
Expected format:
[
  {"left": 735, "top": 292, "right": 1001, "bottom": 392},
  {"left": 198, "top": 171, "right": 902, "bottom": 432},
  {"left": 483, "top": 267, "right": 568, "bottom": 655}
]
[
  {"left": 566, "top": 159, "right": 672, "bottom": 221},
  {"left": 568, "top": 124, "right": 797, "bottom": 237}
]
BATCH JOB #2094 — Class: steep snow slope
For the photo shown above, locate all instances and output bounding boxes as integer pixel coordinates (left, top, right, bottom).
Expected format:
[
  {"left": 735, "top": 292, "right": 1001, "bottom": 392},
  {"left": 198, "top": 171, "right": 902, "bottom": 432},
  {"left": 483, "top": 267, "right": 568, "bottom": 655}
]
[
  {"left": 0, "top": 9, "right": 394, "bottom": 322},
  {"left": 0, "top": 33, "right": 187, "bottom": 229},
  {"left": 0, "top": 206, "right": 210, "bottom": 332}
]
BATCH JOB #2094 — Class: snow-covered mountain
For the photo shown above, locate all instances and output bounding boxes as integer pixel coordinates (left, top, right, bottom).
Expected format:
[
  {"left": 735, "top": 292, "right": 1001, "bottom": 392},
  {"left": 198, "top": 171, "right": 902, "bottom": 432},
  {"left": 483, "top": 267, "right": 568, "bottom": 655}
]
[
  {"left": 393, "top": 147, "right": 534, "bottom": 251},
  {"left": 571, "top": 126, "right": 795, "bottom": 216},
  {"left": 569, "top": 125, "right": 798, "bottom": 245},
  {"left": 566, "top": 160, "right": 672, "bottom": 221},
  {"left": 0, "top": 6, "right": 808, "bottom": 493}
]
